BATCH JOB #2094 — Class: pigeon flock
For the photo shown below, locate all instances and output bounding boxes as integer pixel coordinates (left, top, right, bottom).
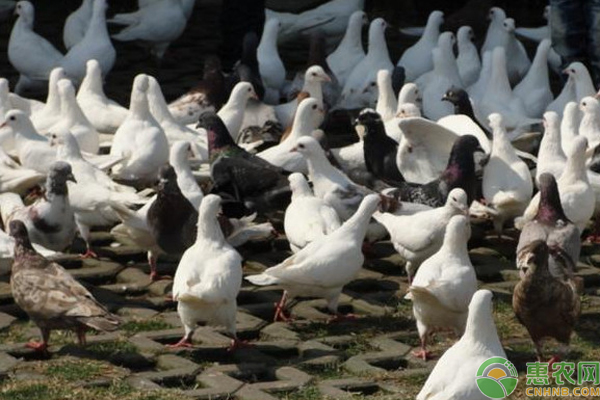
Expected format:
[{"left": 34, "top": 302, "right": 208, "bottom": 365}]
[{"left": 0, "top": 0, "right": 598, "bottom": 398}]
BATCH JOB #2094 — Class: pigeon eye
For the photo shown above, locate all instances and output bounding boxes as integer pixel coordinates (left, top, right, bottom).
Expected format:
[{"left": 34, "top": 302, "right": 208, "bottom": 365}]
[
  {"left": 312, "top": 104, "right": 317, "bottom": 110},
  {"left": 583, "top": 102, "right": 587, "bottom": 106},
  {"left": 298, "top": 144, "right": 305, "bottom": 149},
  {"left": 370, "top": 82, "right": 376, "bottom": 86},
  {"left": 311, "top": 72, "right": 316, "bottom": 76},
  {"left": 570, "top": 69, "right": 575, "bottom": 73},
  {"left": 247, "top": 88, "right": 251, "bottom": 92},
  {"left": 452, "top": 197, "right": 457, "bottom": 201},
  {"left": 9, "top": 116, "right": 15, "bottom": 121}
]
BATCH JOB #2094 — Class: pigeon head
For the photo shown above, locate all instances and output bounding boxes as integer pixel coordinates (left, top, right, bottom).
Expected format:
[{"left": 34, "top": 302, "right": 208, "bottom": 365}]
[
  {"left": 396, "top": 103, "right": 421, "bottom": 119},
  {"left": 49, "top": 131, "right": 81, "bottom": 159},
  {"left": 354, "top": 109, "right": 385, "bottom": 138},
  {"left": 442, "top": 135, "right": 485, "bottom": 202},
  {"left": 197, "top": 112, "right": 236, "bottom": 153},
  {"left": 487, "top": 113, "right": 504, "bottom": 132},
  {"left": 579, "top": 96, "right": 599, "bottom": 114},
  {"left": 290, "top": 136, "right": 322, "bottom": 157},
  {"left": 133, "top": 74, "right": 149, "bottom": 93},
  {"left": 564, "top": 62, "right": 589, "bottom": 78},
  {"left": 169, "top": 141, "right": 194, "bottom": 167},
  {"left": 8, "top": 220, "right": 33, "bottom": 251},
  {"left": 288, "top": 173, "right": 312, "bottom": 197},
  {"left": 199, "top": 194, "right": 221, "bottom": 221},
  {"left": 519, "top": 240, "right": 550, "bottom": 277},
  {"left": 86, "top": 59, "right": 102, "bottom": 77},
  {"left": 305, "top": 66, "right": 331, "bottom": 83},
  {"left": 157, "top": 164, "right": 179, "bottom": 192},
  {"left": 464, "top": 289, "right": 497, "bottom": 342},
  {"left": 438, "top": 31, "right": 455, "bottom": 48},
  {"left": 488, "top": 7, "right": 506, "bottom": 22},
  {"left": 444, "top": 188, "right": 469, "bottom": 215},
  {"left": 294, "top": 97, "right": 324, "bottom": 130},
  {"left": 536, "top": 173, "right": 569, "bottom": 225},
  {"left": 502, "top": 18, "right": 516, "bottom": 33},
  {"left": 15, "top": 1, "right": 34, "bottom": 23},
  {"left": 457, "top": 26, "right": 474, "bottom": 43},
  {"left": 47, "top": 161, "right": 76, "bottom": 195},
  {"left": 399, "top": 83, "right": 420, "bottom": 105},
  {"left": 0, "top": 110, "right": 30, "bottom": 132},
  {"left": 427, "top": 10, "right": 444, "bottom": 27},
  {"left": 542, "top": 111, "right": 560, "bottom": 132},
  {"left": 230, "top": 82, "right": 258, "bottom": 103},
  {"left": 441, "top": 88, "right": 470, "bottom": 112}
]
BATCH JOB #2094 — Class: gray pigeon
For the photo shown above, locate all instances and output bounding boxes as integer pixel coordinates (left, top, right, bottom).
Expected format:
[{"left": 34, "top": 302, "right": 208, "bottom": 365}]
[{"left": 516, "top": 173, "right": 581, "bottom": 282}]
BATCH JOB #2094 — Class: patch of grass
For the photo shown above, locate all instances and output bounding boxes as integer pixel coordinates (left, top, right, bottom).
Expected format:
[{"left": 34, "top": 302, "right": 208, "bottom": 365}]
[
  {"left": 121, "top": 318, "right": 174, "bottom": 335},
  {"left": 281, "top": 385, "right": 322, "bottom": 400},
  {"left": 0, "top": 383, "right": 56, "bottom": 400},
  {"left": 86, "top": 340, "right": 138, "bottom": 358}
]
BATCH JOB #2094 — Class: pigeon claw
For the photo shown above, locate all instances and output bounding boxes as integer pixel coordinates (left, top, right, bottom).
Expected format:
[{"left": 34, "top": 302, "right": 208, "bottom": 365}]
[
  {"left": 412, "top": 349, "right": 433, "bottom": 361},
  {"left": 80, "top": 249, "right": 98, "bottom": 259},
  {"left": 167, "top": 338, "right": 193, "bottom": 349},
  {"left": 26, "top": 341, "right": 48, "bottom": 353},
  {"left": 227, "top": 338, "right": 252, "bottom": 352},
  {"left": 150, "top": 271, "right": 172, "bottom": 282}
]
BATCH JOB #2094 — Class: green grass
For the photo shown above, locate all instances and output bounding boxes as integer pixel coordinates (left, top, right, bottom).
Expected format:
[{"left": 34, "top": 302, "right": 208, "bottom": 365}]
[
  {"left": 86, "top": 340, "right": 138, "bottom": 358},
  {"left": 46, "top": 361, "right": 105, "bottom": 382},
  {"left": 281, "top": 386, "right": 323, "bottom": 400},
  {"left": 120, "top": 319, "right": 174, "bottom": 335}
]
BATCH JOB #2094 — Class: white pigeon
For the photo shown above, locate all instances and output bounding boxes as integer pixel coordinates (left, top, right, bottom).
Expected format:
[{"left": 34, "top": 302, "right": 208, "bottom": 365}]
[
  {"left": 339, "top": 18, "right": 393, "bottom": 109},
  {"left": 30, "top": 67, "right": 68, "bottom": 133},
  {"left": 422, "top": 44, "right": 463, "bottom": 121},
  {"left": 518, "top": 136, "right": 595, "bottom": 233},
  {"left": 258, "top": 98, "right": 324, "bottom": 173},
  {"left": 284, "top": 173, "right": 341, "bottom": 253},
  {"left": 373, "top": 188, "right": 469, "bottom": 281},
  {"left": 257, "top": 18, "right": 286, "bottom": 104},
  {"left": 0, "top": 79, "right": 11, "bottom": 125},
  {"left": 265, "top": 0, "right": 364, "bottom": 46},
  {"left": 110, "top": 74, "right": 169, "bottom": 182},
  {"left": 395, "top": 117, "right": 463, "bottom": 184},
  {"left": 478, "top": 47, "right": 538, "bottom": 135},
  {"left": 49, "top": 79, "right": 100, "bottom": 154},
  {"left": 274, "top": 66, "right": 330, "bottom": 128},
  {"left": 397, "top": 10, "right": 444, "bottom": 82},
  {"left": 0, "top": 144, "right": 44, "bottom": 195},
  {"left": 546, "top": 74, "right": 576, "bottom": 118},
  {"left": 578, "top": 96, "right": 600, "bottom": 149},
  {"left": 536, "top": 111, "right": 567, "bottom": 184},
  {"left": 146, "top": 75, "right": 208, "bottom": 160},
  {"left": 76, "top": 59, "right": 128, "bottom": 134},
  {"left": 480, "top": 7, "right": 507, "bottom": 55},
  {"left": 416, "top": 290, "right": 507, "bottom": 400},
  {"left": 3, "top": 110, "right": 60, "bottom": 173},
  {"left": 515, "top": 5, "right": 550, "bottom": 42},
  {"left": 466, "top": 50, "right": 492, "bottom": 104},
  {"left": 456, "top": 26, "right": 481, "bottom": 88},
  {"left": 246, "top": 194, "right": 380, "bottom": 321},
  {"left": 50, "top": 131, "right": 136, "bottom": 195},
  {"left": 6, "top": 92, "right": 45, "bottom": 118},
  {"left": 565, "top": 62, "right": 596, "bottom": 102},
  {"left": 482, "top": 113, "right": 533, "bottom": 234},
  {"left": 0, "top": 162, "right": 77, "bottom": 252},
  {"left": 383, "top": 83, "right": 423, "bottom": 140},
  {"left": 217, "top": 82, "right": 257, "bottom": 142},
  {"left": 110, "top": 0, "right": 188, "bottom": 59},
  {"left": 513, "top": 39, "right": 553, "bottom": 118},
  {"left": 405, "top": 214, "right": 477, "bottom": 360},
  {"left": 61, "top": 0, "right": 115, "bottom": 85},
  {"left": 63, "top": 0, "right": 93, "bottom": 50},
  {"left": 292, "top": 136, "right": 372, "bottom": 221},
  {"left": 330, "top": 136, "right": 365, "bottom": 173},
  {"left": 375, "top": 69, "right": 398, "bottom": 122},
  {"left": 326, "top": 10, "right": 368, "bottom": 87},
  {"left": 8, "top": 1, "right": 64, "bottom": 94},
  {"left": 397, "top": 82, "right": 422, "bottom": 108},
  {"left": 171, "top": 194, "right": 244, "bottom": 349},
  {"left": 560, "top": 102, "right": 580, "bottom": 154},
  {"left": 137, "top": 0, "right": 195, "bottom": 19},
  {"left": 499, "top": 18, "right": 531, "bottom": 85}
]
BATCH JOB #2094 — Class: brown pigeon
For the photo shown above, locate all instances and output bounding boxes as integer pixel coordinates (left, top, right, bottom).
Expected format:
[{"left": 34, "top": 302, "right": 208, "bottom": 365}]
[{"left": 9, "top": 220, "right": 120, "bottom": 354}]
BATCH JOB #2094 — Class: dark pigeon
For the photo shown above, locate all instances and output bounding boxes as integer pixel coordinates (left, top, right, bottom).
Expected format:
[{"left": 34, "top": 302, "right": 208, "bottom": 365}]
[
  {"left": 197, "top": 112, "right": 291, "bottom": 214},
  {"left": 355, "top": 109, "right": 404, "bottom": 186},
  {"left": 516, "top": 173, "right": 581, "bottom": 282},
  {"left": 228, "top": 32, "right": 265, "bottom": 100},
  {"left": 147, "top": 165, "right": 197, "bottom": 255},
  {"left": 442, "top": 88, "right": 492, "bottom": 139},
  {"left": 513, "top": 240, "right": 580, "bottom": 364},
  {"left": 393, "top": 135, "right": 485, "bottom": 207}
]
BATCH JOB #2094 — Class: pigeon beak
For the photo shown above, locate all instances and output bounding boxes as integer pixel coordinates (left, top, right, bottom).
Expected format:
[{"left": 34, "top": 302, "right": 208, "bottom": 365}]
[
  {"left": 289, "top": 146, "right": 298, "bottom": 153},
  {"left": 441, "top": 94, "right": 449, "bottom": 102},
  {"left": 250, "top": 91, "right": 258, "bottom": 100},
  {"left": 0, "top": 122, "right": 6, "bottom": 129},
  {"left": 323, "top": 74, "right": 332, "bottom": 82},
  {"left": 67, "top": 173, "right": 77, "bottom": 183},
  {"left": 460, "top": 205, "right": 469, "bottom": 216}
]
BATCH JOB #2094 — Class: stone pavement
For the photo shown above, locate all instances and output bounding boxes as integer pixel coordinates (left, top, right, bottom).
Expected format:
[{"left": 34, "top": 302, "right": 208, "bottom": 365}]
[{"left": 0, "top": 225, "right": 599, "bottom": 399}]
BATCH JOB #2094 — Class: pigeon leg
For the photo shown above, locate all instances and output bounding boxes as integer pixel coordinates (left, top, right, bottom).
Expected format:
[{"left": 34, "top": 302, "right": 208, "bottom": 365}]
[
  {"left": 273, "top": 291, "right": 292, "bottom": 322},
  {"left": 534, "top": 340, "right": 545, "bottom": 362},
  {"left": 26, "top": 327, "right": 50, "bottom": 354},
  {"left": 148, "top": 252, "right": 170, "bottom": 281},
  {"left": 77, "top": 222, "right": 97, "bottom": 259},
  {"left": 412, "top": 337, "right": 432, "bottom": 361},
  {"left": 81, "top": 247, "right": 98, "bottom": 259},
  {"left": 76, "top": 327, "right": 87, "bottom": 346},
  {"left": 227, "top": 337, "right": 252, "bottom": 352},
  {"left": 167, "top": 337, "right": 194, "bottom": 349}
]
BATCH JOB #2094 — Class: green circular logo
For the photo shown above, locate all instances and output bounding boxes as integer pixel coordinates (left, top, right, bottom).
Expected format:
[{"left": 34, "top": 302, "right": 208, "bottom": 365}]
[{"left": 475, "top": 357, "right": 519, "bottom": 399}]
